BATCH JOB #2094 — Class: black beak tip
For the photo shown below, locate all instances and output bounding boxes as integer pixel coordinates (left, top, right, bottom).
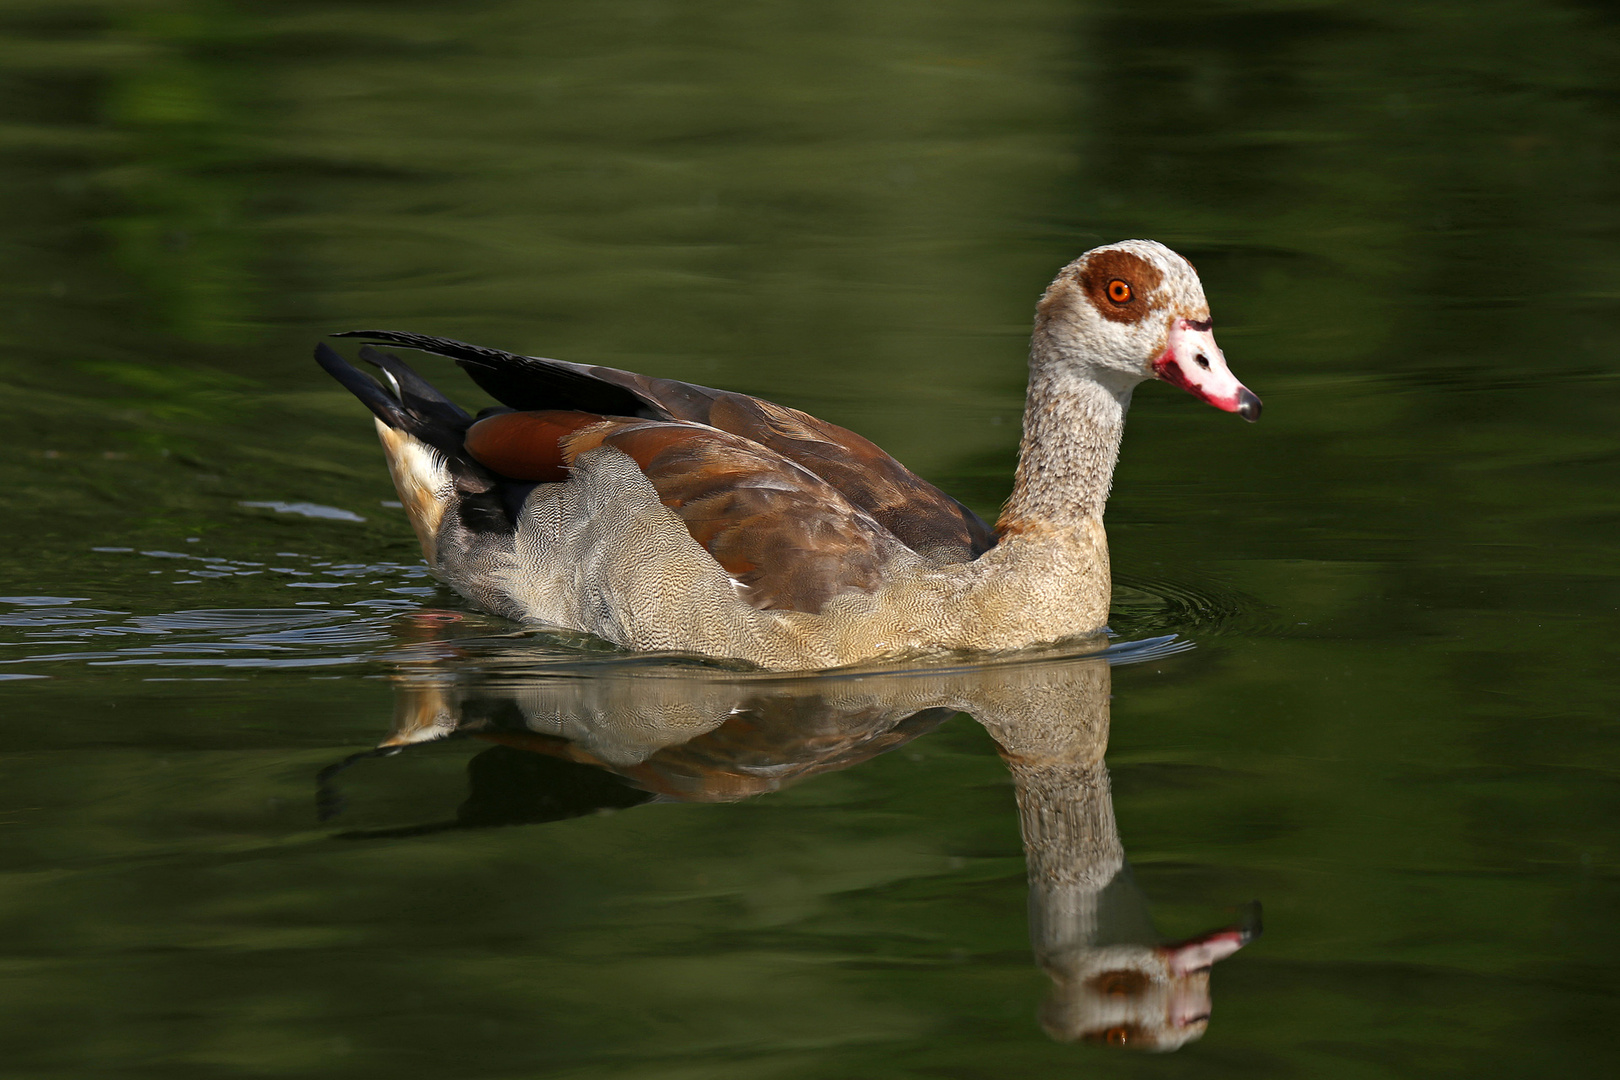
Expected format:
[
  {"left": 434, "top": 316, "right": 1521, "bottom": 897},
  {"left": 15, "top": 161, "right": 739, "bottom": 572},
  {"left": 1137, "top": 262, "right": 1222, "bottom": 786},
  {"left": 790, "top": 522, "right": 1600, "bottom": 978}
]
[
  {"left": 1236, "top": 388, "right": 1262, "bottom": 423},
  {"left": 1239, "top": 899, "right": 1264, "bottom": 942}
]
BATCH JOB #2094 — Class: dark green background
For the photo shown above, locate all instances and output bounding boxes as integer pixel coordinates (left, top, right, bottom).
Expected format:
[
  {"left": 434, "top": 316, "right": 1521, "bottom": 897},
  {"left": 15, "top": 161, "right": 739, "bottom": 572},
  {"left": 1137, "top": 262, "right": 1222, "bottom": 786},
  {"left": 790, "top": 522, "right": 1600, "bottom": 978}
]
[{"left": 1, "top": 0, "right": 1617, "bottom": 1076}]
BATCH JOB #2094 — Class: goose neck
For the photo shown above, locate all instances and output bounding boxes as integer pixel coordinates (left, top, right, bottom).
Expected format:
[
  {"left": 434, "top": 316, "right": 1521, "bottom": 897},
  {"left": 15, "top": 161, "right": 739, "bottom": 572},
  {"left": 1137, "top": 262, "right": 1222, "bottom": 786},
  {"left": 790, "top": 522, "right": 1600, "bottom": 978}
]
[{"left": 999, "top": 365, "right": 1132, "bottom": 532}]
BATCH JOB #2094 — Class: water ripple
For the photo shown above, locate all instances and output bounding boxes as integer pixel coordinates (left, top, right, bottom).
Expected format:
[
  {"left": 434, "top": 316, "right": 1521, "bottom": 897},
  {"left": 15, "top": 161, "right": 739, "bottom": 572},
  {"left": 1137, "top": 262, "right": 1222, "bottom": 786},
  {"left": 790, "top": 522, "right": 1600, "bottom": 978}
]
[
  {"left": 0, "top": 547, "right": 1213, "bottom": 678},
  {"left": 0, "top": 548, "right": 454, "bottom": 674}
]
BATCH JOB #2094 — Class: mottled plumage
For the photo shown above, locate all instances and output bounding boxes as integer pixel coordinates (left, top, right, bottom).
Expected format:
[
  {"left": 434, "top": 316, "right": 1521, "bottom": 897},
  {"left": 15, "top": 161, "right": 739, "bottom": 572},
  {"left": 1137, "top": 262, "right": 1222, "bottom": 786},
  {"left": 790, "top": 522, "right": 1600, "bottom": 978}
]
[{"left": 316, "top": 240, "right": 1260, "bottom": 670}]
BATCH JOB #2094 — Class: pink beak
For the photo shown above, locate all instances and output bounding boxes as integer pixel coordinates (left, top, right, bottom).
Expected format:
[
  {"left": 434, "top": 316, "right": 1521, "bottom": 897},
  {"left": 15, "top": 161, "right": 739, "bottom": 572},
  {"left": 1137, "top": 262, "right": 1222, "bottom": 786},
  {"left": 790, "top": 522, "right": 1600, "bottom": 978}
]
[{"left": 1152, "top": 318, "right": 1261, "bottom": 422}]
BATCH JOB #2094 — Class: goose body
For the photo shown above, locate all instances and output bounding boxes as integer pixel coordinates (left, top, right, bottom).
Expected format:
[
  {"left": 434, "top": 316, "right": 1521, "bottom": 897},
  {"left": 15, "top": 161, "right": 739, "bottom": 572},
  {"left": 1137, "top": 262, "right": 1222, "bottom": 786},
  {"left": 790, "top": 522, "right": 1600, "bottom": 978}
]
[{"left": 317, "top": 240, "right": 1259, "bottom": 670}]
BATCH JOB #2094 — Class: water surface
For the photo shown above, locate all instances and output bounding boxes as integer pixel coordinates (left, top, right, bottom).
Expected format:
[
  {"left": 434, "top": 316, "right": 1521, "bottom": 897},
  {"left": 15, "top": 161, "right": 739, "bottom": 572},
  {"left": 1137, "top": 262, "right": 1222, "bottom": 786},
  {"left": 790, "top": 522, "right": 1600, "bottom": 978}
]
[{"left": 1, "top": 1, "right": 1617, "bottom": 1076}]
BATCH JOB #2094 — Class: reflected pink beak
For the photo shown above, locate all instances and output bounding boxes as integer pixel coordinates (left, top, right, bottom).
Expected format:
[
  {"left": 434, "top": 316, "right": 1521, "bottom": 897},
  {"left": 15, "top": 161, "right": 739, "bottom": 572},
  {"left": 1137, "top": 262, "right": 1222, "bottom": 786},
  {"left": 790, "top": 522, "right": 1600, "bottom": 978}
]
[
  {"left": 1161, "top": 928, "right": 1250, "bottom": 975},
  {"left": 1159, "top": 902, "right": 1263, "bottom": 975},
  {"left": 1152, "top": 319, "right": 1261, "bottom": 422}
]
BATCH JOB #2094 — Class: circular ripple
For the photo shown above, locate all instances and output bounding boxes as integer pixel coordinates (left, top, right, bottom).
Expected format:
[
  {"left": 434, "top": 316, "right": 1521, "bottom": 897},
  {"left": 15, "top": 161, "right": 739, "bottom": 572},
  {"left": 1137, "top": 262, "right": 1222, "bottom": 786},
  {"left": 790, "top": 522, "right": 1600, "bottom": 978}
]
[{"left": 1110, "top": 575, "right": 1258, "bottom": 637}]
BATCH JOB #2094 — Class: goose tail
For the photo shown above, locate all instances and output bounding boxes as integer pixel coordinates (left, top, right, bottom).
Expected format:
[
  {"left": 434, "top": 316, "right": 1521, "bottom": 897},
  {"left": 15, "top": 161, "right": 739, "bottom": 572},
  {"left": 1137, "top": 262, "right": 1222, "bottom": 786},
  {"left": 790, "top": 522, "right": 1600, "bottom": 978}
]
[{"left": 315, "top": 342, "right": 501, "bottom": 569}]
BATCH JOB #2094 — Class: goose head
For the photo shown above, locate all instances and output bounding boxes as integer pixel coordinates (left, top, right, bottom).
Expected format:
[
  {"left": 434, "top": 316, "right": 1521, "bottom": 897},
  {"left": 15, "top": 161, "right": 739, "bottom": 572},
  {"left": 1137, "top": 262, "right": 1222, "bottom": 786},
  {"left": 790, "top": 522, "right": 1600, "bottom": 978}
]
[{"left": 1033, "top": 240, "right": 1261, "bottom": 421}]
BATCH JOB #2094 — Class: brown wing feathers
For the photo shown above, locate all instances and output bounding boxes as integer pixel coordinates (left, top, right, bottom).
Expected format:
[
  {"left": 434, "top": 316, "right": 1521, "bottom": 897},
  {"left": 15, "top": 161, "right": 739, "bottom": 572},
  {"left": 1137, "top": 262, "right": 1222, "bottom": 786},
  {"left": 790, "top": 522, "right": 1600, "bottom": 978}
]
[
  {"left": 465, "top": 412, "right": 890, "bottom": 613},
  {"left": 586, "top": 422, "right": 890, "bottom": 614},
  {"left": 334, "top": 332, "right": 994, "bottom": 557},
  {"left": 328, "top": 332, "right": 992, "bottom": 609},
  {"left": 703, "top": 394, "right": 995, "bottom": 562}
]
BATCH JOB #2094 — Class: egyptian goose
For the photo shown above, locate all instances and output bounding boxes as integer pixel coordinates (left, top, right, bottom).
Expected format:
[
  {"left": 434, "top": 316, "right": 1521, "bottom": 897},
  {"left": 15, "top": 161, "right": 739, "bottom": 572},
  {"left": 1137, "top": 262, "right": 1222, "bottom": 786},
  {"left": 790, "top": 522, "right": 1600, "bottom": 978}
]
[{"left": 316, "top": 239, "right": 1259, "bottom": 670}]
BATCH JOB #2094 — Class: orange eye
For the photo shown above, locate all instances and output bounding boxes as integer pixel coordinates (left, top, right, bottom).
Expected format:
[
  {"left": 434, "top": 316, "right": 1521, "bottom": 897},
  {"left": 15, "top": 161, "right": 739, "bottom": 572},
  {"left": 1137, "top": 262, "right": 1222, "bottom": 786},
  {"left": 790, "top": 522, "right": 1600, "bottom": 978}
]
[{"left": 1106, "top": 279, "right": 1133, "bottom": 304}]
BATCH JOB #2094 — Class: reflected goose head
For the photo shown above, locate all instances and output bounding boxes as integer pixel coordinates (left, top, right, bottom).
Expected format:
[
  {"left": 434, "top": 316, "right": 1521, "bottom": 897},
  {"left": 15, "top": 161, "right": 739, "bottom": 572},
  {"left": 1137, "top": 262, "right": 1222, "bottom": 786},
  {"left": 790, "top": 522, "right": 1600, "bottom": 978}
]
[
  {"left": 1040, "top": 943, "right": 1212, "bottom": 1052},
  {"left": 1040, "top": 924, "right": 1255, "bottom": 1052},
  {"left": 1034, "top": 239, "right": 1261, "bottom": 422}
]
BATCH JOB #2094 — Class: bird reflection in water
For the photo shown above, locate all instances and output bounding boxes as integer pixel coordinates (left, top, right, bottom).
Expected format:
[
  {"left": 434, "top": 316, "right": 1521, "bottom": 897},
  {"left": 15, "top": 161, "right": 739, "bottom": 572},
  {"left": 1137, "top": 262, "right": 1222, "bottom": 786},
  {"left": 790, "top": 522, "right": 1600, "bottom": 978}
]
[{"left": 321, "top": 630, "right": 1258, "bottom": 1051}]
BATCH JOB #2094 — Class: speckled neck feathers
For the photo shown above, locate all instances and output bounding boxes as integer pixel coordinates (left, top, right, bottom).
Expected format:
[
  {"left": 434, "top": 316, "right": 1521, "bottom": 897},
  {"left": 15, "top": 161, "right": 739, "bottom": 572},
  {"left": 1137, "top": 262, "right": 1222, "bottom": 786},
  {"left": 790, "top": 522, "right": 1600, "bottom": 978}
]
[{"left": 999, "top": 367, "right": 1131, "bottom": 532}]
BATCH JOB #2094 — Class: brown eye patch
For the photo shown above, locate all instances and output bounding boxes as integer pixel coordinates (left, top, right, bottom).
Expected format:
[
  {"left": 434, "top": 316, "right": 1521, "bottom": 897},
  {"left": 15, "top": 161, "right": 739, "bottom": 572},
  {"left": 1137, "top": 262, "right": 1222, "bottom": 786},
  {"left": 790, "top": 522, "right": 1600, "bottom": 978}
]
[
  {"left": 1078, "top": 249, "right": 1163, "bottom": 324},
  {"left": 1088, "top": 969, "right": 1151, "bottom": 996}
]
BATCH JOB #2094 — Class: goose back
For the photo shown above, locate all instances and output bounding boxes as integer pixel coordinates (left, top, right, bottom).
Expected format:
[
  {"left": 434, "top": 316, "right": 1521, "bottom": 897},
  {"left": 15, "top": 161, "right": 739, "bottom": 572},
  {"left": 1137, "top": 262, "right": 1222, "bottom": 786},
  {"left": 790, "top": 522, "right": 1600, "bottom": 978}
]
[{"left": 334, "top": 330, "right": 996, "bottom": 563}]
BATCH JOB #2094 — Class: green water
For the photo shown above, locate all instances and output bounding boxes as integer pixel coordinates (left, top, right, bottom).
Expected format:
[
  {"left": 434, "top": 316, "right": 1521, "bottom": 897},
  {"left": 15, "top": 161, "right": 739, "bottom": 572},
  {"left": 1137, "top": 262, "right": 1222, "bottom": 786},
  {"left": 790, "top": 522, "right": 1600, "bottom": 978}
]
[{"left": 1, "top": 0, "right": 1617, "bottom": 1075}]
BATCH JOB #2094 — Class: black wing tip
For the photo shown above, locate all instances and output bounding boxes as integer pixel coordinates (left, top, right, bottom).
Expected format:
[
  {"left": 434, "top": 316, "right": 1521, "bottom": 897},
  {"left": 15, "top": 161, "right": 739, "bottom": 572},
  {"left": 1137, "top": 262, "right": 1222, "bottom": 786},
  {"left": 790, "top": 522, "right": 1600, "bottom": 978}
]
[
  {"left": 331, "top": 331, "right": 650, "bottom": 416},
  {"left": 332, "top": 329, "right": 429, "bottom": 344},
  {"left": 313, "top": 340, "right": 355, "bottom": 376},
  {"left": 331, "top": 330, "right": 515, "bottom": 368},
  {"left": 357, "top": 345, "right": 474, "bottom": 424},
  {"left": 314, "top": 341, "right": 408, "bottom": 428}
]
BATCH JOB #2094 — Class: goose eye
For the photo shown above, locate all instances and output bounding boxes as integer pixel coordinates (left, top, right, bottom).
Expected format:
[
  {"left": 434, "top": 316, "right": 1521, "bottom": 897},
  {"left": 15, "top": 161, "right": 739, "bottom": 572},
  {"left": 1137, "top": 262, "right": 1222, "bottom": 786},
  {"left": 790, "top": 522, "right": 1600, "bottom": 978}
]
[
  {"left": 1106, "top": 279, "right": 1133, "bottom": 304},
  {"left": 1081, "top": 1024, "right": 1141, "bottom": 1047}
]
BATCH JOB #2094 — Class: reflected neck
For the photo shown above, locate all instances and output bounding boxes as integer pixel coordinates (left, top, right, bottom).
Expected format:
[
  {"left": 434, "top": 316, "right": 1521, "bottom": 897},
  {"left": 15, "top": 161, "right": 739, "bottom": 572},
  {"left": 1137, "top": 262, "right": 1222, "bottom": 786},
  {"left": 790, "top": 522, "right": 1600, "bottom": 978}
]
[
  {"left": 1012, "top": 757, "right": 1127, "bottom": 951},
  {"left": 978, "top": 659, "right": 1122, "bottom": 948}
]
